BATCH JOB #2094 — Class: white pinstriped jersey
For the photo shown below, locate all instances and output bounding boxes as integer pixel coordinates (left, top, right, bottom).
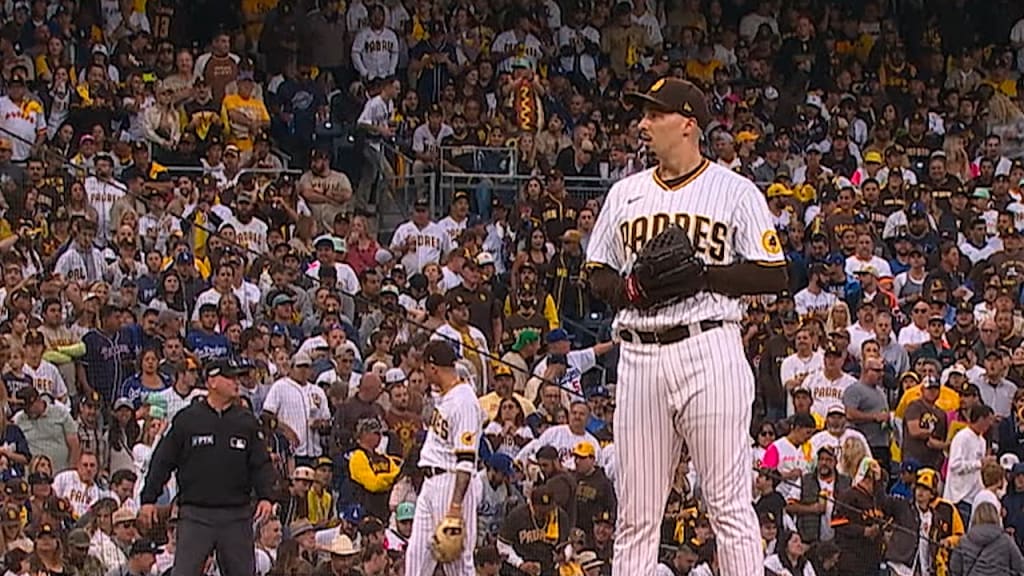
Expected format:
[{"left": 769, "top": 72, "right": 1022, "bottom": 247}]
[
  {"left": 418, "top": 383, "right": 484, "bottom": 474},
  {"left": 586, "top": 160, "right": 786, "bottom": 331}
]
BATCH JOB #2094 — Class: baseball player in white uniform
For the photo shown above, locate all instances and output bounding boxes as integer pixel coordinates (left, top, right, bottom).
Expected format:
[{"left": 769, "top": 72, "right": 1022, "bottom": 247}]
[
  {"left": 405, "top": 340, "right": 483, "bottom": 576},
  {"left": 585, "top": 78, "right": 788, "bottom": 576}
]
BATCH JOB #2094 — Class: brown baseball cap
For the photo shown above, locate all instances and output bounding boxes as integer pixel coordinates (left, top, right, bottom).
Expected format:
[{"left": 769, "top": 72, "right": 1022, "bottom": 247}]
[{"left": 625, "top": 78, "right": 711, "bottom": 128}]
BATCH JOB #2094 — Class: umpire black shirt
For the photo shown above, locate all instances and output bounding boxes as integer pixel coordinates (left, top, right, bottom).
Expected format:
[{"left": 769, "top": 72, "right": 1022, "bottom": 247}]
[{"left": 142, "top": 398, "right": 276, "bottom": 508}]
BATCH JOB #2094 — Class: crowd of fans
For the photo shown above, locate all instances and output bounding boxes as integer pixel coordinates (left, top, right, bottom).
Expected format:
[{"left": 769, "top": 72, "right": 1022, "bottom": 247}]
[{"left": 0, "top": 0, "right": 1019, "bottom": 575}]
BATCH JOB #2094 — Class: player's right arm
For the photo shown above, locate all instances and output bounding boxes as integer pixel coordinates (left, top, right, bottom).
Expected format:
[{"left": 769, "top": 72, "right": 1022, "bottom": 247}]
[{"left": 584, "top": 181, "right": 627, "bottom": 308}]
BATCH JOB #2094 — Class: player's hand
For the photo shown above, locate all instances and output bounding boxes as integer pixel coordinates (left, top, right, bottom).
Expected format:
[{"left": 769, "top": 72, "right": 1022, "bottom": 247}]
[
  {"left": 875, "top": 412, "right": 891, "bottom": 423},
  {"left": 520, "top": 561, "right": 542, "bottom": 576},
  {"left": 446, "top": 502, "right": 463, "bottom": 520},
  {"left": 253, "top": 499, "right": 273, "bottom": 524},
  {"left": 864, "top": 524, "right": 880, "bottom": 539},
  {"left": 138, "top": 504, "right": 159, "bottom": 529}
]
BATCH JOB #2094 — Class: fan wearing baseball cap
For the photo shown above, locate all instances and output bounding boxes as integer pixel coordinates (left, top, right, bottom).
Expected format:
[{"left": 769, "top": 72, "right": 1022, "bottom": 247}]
[
  {"left": 432, "top": 291, "right": 491, "bottom": 388},
  {"left": 478, "top": 363, "right": 536, "bottom": 421},
  {"left": 523, "top": 329, "right": 615, "bottom": 403}
]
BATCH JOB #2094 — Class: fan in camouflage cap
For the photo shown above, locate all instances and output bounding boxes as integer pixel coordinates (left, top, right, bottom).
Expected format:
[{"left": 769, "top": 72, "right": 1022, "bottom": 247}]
[{"left": 66, "top": 527, "right": 105, "bottom": 576}]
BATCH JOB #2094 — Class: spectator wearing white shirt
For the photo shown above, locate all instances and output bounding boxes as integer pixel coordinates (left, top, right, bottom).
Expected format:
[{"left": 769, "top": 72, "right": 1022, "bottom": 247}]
[
  {"left": 973, "top": 134, "right": 1013, "bottom": 176},
  {"left": 960, "top": 217, "right": 1001, "bottom": 265},
  {"left": 54, "top": 219, "right": 106, "bottom": 286},
  {"left": 630, "top": 0, "right": 662, "bottom": 47},
  {"left": 1013, "top": 16, "right": 1024, "bottom": 74},
  {"left": 351, "top": 6, "right": 399, "bottom": 81},
  {"left": 845, "top": 234, "right": 893, "bottom": 280},
  {"left": 410, "top": 105, "right": 453, "bottom": 196},
  {"left": 970, "top": 461, "right": 1006, "bottom": 528},
  {"left": 979, "top": 350, "right": 1016, "bottom": 419},
  {"left": 794, "top": 264, "right": 837, "bottom": 319},
  {"left": 944, "top": 404, "right": 996, "bottom": 523},
  {"left": 53, "top": 452, "right": 105, "bottom": 519},
  {"left": 761, "top": 413, "right": 817, "bottom": 503},
  {"left": 779, "top": 328, "right": 822, "bottom": 416},
  {"left": 356, "top": 77, "right": 399, "bottom": 210},
  {"left": 491, "top": 15, "right": 546, "bottom": 72},
  {"left": 845, "top": 302, "right": 879, "bottom": 359},
  {"left": 153, "top": 359, "right": 205, "bottom": 423},
  {"left": 389, "top": 200, "right": 453, "bottom": 274},
  {"left": 738, "top": 0, "right": 778, "bottom": 42},
  {"left": 802, "top": 343, "right": 857, "bottom": 419},
  {"left": 515, "top": 402, "right": 603, "bottom": 471},
  {"left": 557, "top": 11, "right": 600, "bottom": 82},
  {"left": 262, "top": 352, "right": 331, "bottom": 463},
  {"left": 898, "top": 300, "right": 932, "bottom": 353},
  {"left": 305, "top": 236, "right": 361, "bottom": 297}
]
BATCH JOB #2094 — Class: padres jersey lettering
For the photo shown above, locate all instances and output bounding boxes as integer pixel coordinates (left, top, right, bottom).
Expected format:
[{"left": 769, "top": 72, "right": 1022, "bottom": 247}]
[
  {"left": 619, "top": 213, "right": 729, "bottom": 262},
  {"left": 587, "top": 161, "right": 786, "bottom": 331},
  {"left": 428, "top": 408, "right": 450, "bottom": 441}
]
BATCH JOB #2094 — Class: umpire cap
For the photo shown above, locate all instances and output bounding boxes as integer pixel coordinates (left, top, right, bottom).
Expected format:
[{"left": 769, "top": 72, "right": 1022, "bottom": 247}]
[{"left": 625, "top": 78, "right": 711, "bottom": 129}]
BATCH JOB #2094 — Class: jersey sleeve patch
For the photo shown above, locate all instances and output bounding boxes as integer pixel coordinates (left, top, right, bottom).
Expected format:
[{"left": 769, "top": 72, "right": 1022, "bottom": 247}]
[
  {"left": 761, "top": 230, "right": 782, "bottom": 255},
  {"left": 459, "top": 431, "right": 476, "bottom": 447}
]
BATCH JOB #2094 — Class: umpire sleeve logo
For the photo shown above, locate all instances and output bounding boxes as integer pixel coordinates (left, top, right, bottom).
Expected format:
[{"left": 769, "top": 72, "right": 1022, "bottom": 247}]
[
  {"left": 762, "top": 230, "right": 782, "bottom": 255},
  {"left": 229, "top": 436, "right": 248, "bottom": 450}
]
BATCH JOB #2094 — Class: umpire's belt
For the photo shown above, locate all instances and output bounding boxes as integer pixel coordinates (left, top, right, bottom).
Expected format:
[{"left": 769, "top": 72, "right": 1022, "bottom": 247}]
[
  {"left": 618, "top": 320, "right": 723, "bottom": 345},
  {"left": 420, "top": 467, "right": 451, "bottom": 478}
]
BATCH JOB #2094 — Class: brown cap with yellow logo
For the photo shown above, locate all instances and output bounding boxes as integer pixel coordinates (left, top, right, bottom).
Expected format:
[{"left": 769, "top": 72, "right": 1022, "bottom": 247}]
[{"left": 625, "top": 78, "right": 711, "bottom": 129}]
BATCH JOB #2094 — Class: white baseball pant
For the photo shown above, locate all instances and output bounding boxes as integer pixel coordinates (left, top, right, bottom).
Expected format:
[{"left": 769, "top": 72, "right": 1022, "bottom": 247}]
[
  {"left": 612, "top": 323, "right": 763, "bottom": 576},
  {"left": 405, "top": 472, "right": 482, "bottom": 576}
]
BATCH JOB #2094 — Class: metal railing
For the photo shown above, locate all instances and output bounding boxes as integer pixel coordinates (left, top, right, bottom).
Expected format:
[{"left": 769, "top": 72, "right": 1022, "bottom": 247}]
[{"left": 160, "top": 166, "right": 304, "bottom": 179}]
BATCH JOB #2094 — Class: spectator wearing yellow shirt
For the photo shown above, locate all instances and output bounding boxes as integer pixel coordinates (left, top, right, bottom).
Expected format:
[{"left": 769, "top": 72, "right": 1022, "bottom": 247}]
[
  {"left": 242, "top": 0, "right": 279, "bottom": 46},
  {"left": 220, "top": 71, "right": 269, "bottom": 154},
  {"left": 347, "top": 418, "right": 401, "bottom": 521},
  {"left": 685, "top": 44, "right": 722, "bottom": 85},
  {"left": 478, "top": 365, "right": 537, "bottom": 420},
  {"left": 307, "top": 457, "right": 336, "bottom": 529}
]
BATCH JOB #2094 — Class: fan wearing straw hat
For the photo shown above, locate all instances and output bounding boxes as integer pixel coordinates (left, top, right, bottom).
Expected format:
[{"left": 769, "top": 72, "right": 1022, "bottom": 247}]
[{"left": 318, "top": 533, "right": 362, "bottom": 575}]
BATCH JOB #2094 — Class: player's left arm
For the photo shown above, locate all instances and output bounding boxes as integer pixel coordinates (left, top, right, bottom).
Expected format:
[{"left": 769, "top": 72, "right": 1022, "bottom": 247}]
[
  {"left": 705, "top": 184, "right": 789, "bottom": 297},
  {"left": 447, "top": 398, "right": 483, "bottom": 518}
]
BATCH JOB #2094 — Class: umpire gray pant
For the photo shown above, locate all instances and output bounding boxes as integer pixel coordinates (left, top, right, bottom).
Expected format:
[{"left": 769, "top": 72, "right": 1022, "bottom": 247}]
[{"left": 173, "top": 505, "right": 254, "bottom": 576}]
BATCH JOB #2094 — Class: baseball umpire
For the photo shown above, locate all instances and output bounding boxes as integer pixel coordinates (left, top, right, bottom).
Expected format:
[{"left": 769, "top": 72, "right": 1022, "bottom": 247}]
[
  {"left": 139, "top": 357, "right": 276, "bottom": 576},
  {"left": 585, "top": 77, "right": 789, "bottom": 575}
]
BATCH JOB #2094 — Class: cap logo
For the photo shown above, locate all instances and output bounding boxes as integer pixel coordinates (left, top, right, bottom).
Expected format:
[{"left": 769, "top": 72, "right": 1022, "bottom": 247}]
[
  {"left": 651, "top": 78, "right": 665, "bottom": 92},
  {"left": 683, "top": 102, "right": 693, "bottom": 113}
]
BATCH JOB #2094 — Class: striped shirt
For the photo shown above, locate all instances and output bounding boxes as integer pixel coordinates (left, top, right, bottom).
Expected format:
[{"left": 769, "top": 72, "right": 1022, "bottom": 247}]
[{"left": 586, "top": 160, "right": 785, "bottom": 331}]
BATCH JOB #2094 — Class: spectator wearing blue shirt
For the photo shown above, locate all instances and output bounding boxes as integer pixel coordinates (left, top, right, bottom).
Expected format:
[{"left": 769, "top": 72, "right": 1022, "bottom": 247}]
[
  {"left": 185, "top": 303, "right": 231, "bottom": 362},
  {"left": 889, "top": 460, "right": 921, "bottom": 500},
  {"left": 79, "top": 305, "right": 136, "bottom": 405},
  {"left": 0, "top": 404, "right": 30, "bottom": 481},
  {"left": 118, "top": 348, "right": 172, "bottom": 410}
]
